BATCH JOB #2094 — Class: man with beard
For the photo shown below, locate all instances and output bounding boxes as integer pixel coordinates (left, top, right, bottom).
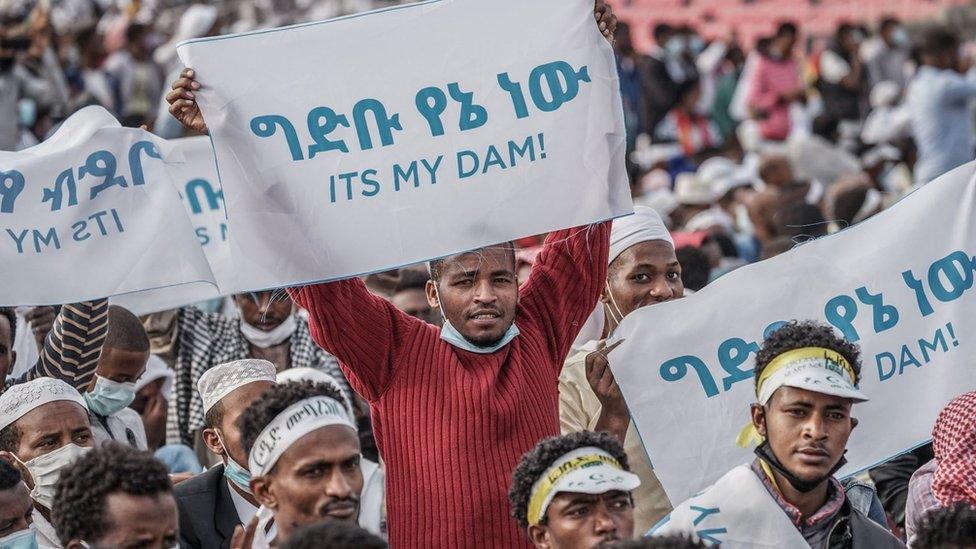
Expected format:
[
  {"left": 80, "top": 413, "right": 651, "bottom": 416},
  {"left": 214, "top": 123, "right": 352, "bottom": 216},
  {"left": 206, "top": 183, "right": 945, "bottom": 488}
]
[
  {"left": 236, "top": 380, "right": 363, "bottom": 547},
  {"left": 651, "top": 321, "right": 903, "bottom": 548},
  {"left": 509, "top": 431, "right": 641, "bottom": 548}
]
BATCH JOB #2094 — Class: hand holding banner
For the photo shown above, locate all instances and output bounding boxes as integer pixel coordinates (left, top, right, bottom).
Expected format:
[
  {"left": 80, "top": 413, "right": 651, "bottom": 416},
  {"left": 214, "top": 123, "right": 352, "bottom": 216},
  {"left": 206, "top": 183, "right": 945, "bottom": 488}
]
[
  {"left": 611, "top": 162, "right": 976, "bottom": 504},
  {"left": 176, "top": 0, "right": 631, "bottom": 291}
]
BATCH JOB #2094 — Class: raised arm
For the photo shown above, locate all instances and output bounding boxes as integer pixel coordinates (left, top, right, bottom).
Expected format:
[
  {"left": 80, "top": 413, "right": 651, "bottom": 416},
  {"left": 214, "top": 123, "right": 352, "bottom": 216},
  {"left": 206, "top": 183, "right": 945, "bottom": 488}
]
[
  {"left": 288, "top": 280, "right": 424, "bottom": 402},
  {"left": 21, "top": 299, "right": 108, "bottom": 390},
  {"left": 519, "top": 221, "right": 610, "bottom": 367}
]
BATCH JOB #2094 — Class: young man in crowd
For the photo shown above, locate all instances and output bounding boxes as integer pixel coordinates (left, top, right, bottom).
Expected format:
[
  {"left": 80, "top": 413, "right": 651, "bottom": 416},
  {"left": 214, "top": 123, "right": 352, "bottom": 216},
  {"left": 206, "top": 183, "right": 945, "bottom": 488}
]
[
  {"left": 166, "top": 4, "right": 618, "bottom": 545},
  {"left": 51, "top": 443, "right": 178, "bottom": 549},
  {"left": 0, "top": 457, "right": 36, "bottom": 547},
  {"left": 175, "top": 359, "right": 277, "bottom": 549},
  {"left": 906, "top": 27, "right": 976, "bottom": 185},
  {"left": 86, "top": 305, "right": 150, "bottom": 449},
  {"left": 509, "top": 430, "right": 641, "bottom": 548},
  {"left": 560, "top": 206, "right": 681, "bottom": 532},
  {"left": 143, "top": 289, "right": 346, "bottom": 457},
  {"left": 389, "top": 270, "right": 438, "bottom": 324},
  {"left": 747, "top": 22, "right": 804, "bottom": 142},
  {"left": 236, "top": 380, "right": 364, "bottom": 546},
  {"left": 652, "top": 321, "right": 903, "bottom": 548},
  {"left": 0, "top": 377, "right": 95, "bottom": 546}
]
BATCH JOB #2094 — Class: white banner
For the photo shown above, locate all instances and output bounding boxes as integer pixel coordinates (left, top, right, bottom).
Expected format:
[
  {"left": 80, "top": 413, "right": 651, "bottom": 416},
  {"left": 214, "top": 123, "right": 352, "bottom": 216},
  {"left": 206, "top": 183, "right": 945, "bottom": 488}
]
[
  {"left": 177, "top": 0, "right": 631, "bottom": 290},
  {"left": 0, "top": 107, "right": 215, "bottom": 306},
  {"left": 113, "top": 136, "right": 233, "bottom": 315},
  {"left": 612, "top": 162, "right": 976, "bottom": 504}
]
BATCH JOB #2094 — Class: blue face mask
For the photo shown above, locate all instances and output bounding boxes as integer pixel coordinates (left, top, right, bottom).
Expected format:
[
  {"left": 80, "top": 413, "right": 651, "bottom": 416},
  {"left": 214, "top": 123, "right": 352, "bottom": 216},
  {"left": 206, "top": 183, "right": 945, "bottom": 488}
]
[
  {"left": 892, "top": 28, "right": 909, "bottom": 47},
  {"left": 440, "top": 318, "right": 520, "bottom": 354},
  {"left": 689, "top": 36, "right": 705, "bottom": 55},
  {"left": 0, "top": 525, "right": 38, "bottom": 549},
  {"left": 216, "top": 430, "right": 252, "bottom": 495},
  {"left": 84, "top": 376, "right": 136, "bottom": 416}
]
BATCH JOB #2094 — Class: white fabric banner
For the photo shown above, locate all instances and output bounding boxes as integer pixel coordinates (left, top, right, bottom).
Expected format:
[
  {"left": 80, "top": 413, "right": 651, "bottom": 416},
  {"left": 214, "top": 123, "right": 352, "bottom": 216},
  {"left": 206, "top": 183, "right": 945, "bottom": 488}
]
[
  {"left": 113, "top": 136, "right": 233, "bottom": 315},
  {"left": 651, "top": 465, "right": 807, "bottom": 548},
  {"left": 177, "top": 0, "right": 631, "bottom": 290},
  {"left": 612, "top": 162, "right": 976, "bottom": 504},
  {"left": 0, "top": 107, "right": 215, "bottom": 306}
]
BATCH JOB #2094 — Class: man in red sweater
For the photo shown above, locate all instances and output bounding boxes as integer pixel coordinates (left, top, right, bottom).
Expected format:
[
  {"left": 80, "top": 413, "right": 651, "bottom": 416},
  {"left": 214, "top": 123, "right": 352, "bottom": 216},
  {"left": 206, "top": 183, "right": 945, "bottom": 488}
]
[{"left": 166, "top": 5, "right": 618, "bottom": 546}]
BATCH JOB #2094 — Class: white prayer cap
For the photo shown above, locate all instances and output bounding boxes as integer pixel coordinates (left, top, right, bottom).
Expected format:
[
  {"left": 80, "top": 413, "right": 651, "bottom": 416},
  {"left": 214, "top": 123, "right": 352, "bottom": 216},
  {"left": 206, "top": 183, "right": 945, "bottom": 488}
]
[
  {"left": 697, "top": 157, "right": 736, "bottom": 188},
  {"left": 134, "top": 355, "right": 174, "bottom": 402},
  {"left": 674, "top": 172, "right": 716, "bottom": 206},
  {"left": 684, "top": 208, "right": 735, "bottom": 232},
  {"left": 861, "top": 145, "right": 901, "bottom": 168},
  {"left": 639, "top": 189, "right": 678, "bottom": 219},
  {"left": 610, "top": 206, "right": 675, "bottom": 266},
  {"left": 197, "top": 359, "right": 277, "bottom": 414},
  {"left": 0, "top": 378, "right": 87, "bottom": 432},
  {"left": 869, "top": 81, "right": 900, "bottom": 109}
]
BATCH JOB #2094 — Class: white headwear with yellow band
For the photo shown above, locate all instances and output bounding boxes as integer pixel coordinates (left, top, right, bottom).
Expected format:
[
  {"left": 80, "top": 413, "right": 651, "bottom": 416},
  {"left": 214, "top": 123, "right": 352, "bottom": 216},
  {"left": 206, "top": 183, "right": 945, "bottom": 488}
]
[
  {"left": 736, "top": 347, "right": 869, "bottom": 447},
  {"left": 526, "top": 446, "right": 641, "bottom": 526}
]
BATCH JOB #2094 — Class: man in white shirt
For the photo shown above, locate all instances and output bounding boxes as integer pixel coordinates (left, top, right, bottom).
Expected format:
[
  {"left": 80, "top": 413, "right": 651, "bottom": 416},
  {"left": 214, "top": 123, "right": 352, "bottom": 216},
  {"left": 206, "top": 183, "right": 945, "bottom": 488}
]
[{"left": 906, "top": 27, "right": 976, "bottom": 185}]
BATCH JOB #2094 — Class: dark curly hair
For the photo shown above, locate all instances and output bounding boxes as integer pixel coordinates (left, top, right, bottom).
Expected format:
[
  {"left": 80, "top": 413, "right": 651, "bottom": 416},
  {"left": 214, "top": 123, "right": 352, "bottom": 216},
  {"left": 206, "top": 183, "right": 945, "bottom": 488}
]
[
  {"left": 755, "top": 320, "right": 862, "bottom": 386},
  {"left": 914, "top": 503, "right": 976, "bottom": 549},
  {"left": 609, "top": 534, "right": 707, "bottom": 548},
  {"left": 0, "top": 457, "right": 21, "bottom": 491},
  {"left": 237, "top": 380, "right": 347, "bottom": 459},
  {"left": 280, "top": 520, "right": 387, "bottom": 549},
  {"left": 509, "top": 431, "right": 630, "bottom": 530},
  {"left": 51, "top": 443, "right": 172, "bottom": 544}
]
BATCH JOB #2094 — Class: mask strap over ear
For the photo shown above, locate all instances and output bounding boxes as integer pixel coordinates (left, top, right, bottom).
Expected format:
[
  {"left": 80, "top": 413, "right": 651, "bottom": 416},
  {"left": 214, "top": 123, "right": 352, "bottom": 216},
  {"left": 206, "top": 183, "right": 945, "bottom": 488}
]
[{"left": 604, "top": 281, "right": 624, "bottom": 326}]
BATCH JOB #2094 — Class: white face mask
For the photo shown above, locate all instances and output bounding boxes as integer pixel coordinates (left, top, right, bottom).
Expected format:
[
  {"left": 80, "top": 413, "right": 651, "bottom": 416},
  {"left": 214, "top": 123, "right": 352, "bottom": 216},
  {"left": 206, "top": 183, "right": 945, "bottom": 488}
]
[
  {"left": 24, "top": 443, "right": 91, "bottom": 510},
  {"left": 0, "top": 524, "right": 37, "bottom": 549},
  {"left": 239, "top": 315, "right": 297, "bottom": 349}
]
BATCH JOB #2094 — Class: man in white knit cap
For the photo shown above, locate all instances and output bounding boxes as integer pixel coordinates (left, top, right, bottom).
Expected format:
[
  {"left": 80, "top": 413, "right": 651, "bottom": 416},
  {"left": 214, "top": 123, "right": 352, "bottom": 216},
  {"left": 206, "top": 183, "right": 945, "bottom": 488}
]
[
  {"left": 174, "top": 359, "right": 277, "bottom": 549},
  {"left": 559, "top": 205, "right": 683, "bottom": 532},
  {"left": 0, "top": 377, "right": 94, "bottom": 547}
]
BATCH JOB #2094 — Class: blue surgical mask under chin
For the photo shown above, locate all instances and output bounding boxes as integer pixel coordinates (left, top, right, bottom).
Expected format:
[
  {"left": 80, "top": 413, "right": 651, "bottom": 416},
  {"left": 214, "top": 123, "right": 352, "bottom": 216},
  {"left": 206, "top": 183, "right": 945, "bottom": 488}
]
[
  {"left": 439, "top": 318, "right": 520, "bottom": 354},
  {"left": 216, "top": 430, "right": 253, "bottom": 495},
  {"left": 224, "top": 454, "right": 253, "bottom": 495},
  {"left": 84, "top": 375, "right": 136, "bottom": 416},
  {"left": 0, "top": 525, "right": 38, "bottom": 549}
]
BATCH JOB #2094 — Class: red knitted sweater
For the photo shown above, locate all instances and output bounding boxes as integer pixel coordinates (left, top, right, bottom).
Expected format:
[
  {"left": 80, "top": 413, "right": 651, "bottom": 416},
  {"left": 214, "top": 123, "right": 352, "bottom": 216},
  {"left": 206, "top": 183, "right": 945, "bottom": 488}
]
[{"left": 290, "top": 223, "right": 610, "bottom": 548}]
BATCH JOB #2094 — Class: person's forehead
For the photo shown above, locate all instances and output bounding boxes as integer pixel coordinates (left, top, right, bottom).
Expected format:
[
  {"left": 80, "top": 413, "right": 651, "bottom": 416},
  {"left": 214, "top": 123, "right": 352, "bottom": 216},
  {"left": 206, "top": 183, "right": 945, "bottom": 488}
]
[
  {"left": 100, "top": 347, "right": 149, "bottom": 374},
  {"left": 16, "top": 400, "right": 89, "bottom": 433},
  {"left": 221, "top": 381, "right": 275, "bottom": 421},
  {"left": 549, "top": 489, "right": 629, "bottom": 507},
  {"left": 440, "top": 247, "right": 515, "bottom": 275},
  {"left": 617, "top": 240, "right": 678, "bottom": 268},
  {"left": 278, "top": 426, "right": 360, "bottom": 469}
]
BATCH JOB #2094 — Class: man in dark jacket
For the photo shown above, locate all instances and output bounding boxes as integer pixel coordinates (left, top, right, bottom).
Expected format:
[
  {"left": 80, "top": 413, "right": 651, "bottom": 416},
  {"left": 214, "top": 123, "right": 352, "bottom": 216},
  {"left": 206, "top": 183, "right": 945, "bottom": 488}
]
[
  {"left": 174, "top": 359, "right": 276, "bottom": 548},
  {"left": 651, "top": 321, "right": 904, "bottom": 548}
]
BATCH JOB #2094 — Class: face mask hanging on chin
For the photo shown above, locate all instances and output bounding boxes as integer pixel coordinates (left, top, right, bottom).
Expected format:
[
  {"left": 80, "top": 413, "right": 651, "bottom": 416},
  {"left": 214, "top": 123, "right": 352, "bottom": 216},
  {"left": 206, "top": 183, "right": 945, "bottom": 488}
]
[{"left": 240, "top": 315, "right": 297, "bottom": 349}]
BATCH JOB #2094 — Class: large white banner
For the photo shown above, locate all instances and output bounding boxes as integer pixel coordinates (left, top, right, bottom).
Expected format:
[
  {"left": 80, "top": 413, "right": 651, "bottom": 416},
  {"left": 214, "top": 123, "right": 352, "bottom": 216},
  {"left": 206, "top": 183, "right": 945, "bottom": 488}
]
[
  {"left": 177, "top": 0, "right": 631, "bottom": 290},
  {"left": 0, "top": 107, "right": 215, "bottom": 306},
  {"left": 612, "top": 163, "right": 976, "bottom": 504},
  {"left": 113, "top": 136, "right": 233, "bottom": 315}
]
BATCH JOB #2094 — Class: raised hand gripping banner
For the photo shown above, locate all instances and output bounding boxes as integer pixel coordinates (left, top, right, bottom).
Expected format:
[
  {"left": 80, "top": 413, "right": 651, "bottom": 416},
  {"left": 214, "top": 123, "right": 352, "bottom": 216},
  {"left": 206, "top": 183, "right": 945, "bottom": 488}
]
[
  {"left": 112, "top": 136, "right": 233, "bottom": 315},
  {"left": 611, "top": 162, "right": 976, "bottom": 507},
  {"left": 177, "top": 0, "right": 631, "bottom": 290},
  {"left": 0, "top": 107, "right": 215, "bottom": 306}
]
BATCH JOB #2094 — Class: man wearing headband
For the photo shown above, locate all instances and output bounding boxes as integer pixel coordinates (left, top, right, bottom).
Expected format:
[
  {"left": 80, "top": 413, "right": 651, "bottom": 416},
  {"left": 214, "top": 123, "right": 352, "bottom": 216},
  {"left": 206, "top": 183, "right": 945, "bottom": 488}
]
[
  {"left": 166, "top": 4, "right": 618, "bottom": 545},
  {"left": 0, "top": 377, "right": 95, "bottom": 547},
  {"left": 509, "top": 431, "right": 641, "bottom": 548},
  {"left": 237, "top": 380, "right": 363, "bottom": 546},
  {"left": 561, "top": 206, "right": 680, "bottom": 532},
  {"left": 175, "top": 359, "right": 277, "bottom": 549},
  {"left": 652, "top": 321, "right": 902, "bottom": 548}
]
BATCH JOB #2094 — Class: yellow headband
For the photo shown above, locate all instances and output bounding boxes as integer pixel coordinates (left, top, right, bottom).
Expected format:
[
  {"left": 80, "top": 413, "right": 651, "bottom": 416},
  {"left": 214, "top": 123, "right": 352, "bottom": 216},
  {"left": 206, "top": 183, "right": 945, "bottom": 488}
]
[
  {"left": 526, "top": 452, "right": 624, "bottom": 526},
  {"left": 736, "top": 347, "right": 856, "bottom": 448}
]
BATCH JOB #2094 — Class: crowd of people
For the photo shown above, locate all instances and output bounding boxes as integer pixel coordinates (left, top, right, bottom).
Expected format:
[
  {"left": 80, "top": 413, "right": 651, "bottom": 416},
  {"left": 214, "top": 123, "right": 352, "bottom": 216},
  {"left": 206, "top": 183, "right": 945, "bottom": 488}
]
[{"left": 1, "top": 0, "right": 976, "bottom": 547}]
